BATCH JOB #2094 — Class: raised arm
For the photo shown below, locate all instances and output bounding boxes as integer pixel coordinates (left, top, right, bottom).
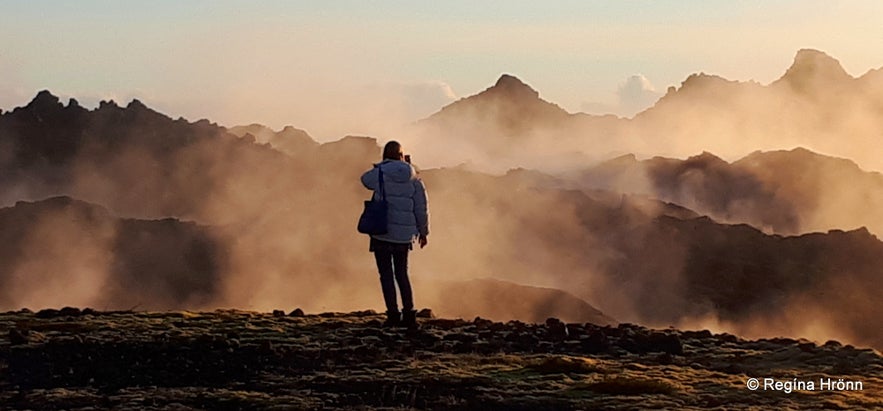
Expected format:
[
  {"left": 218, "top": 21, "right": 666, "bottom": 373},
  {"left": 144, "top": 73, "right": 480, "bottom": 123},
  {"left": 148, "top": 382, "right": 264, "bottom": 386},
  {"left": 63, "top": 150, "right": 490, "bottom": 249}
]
[{"left": 413, "top": 178, "right": 429, "bottom": 237}]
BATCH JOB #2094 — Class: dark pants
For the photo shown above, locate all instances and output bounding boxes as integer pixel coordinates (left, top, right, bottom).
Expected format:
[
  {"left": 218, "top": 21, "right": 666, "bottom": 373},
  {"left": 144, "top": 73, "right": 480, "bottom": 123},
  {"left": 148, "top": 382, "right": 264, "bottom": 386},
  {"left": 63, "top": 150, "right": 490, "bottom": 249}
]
[{"left": 371, "top": 238, "right": 413, "bottom": 314}]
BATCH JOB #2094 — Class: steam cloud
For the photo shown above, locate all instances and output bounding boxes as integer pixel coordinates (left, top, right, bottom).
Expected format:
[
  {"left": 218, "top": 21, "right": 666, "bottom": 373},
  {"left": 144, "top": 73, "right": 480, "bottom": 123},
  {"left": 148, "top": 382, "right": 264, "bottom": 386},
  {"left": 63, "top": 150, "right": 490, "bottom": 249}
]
[
  {"left": 618, "top": 74, "right": 662, "bottom": 116},
  {"left": 1, "top": 48, "right": 883, "bottom": 352}
]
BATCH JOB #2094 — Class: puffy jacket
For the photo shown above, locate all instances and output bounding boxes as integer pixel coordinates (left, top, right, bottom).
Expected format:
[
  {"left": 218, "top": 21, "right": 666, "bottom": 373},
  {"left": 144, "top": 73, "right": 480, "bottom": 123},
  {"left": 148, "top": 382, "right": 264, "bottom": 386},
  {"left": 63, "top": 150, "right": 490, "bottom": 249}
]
[{"left": 361, "top": 159, "right": 429, "bottom": 243}]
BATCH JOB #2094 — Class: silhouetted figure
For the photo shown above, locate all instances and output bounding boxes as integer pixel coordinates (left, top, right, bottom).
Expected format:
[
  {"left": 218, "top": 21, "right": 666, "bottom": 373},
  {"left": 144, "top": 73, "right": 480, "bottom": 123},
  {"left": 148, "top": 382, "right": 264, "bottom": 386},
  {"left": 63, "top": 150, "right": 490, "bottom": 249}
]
[{"left": 361, "top": 141, "right": 429, "bottom": 328}]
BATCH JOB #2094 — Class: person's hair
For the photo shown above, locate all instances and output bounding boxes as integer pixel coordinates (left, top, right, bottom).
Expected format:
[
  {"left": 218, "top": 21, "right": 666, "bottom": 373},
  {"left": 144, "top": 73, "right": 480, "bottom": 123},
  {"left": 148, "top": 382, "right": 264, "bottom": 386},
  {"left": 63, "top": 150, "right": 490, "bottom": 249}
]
[{"left": 383, "top": 141, "right": 404, "bottom": 160}]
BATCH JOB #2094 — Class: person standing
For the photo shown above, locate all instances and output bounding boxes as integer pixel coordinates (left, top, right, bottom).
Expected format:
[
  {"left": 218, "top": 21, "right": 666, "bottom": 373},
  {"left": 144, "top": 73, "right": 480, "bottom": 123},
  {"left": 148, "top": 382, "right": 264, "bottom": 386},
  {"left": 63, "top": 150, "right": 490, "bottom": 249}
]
[{"left": 360, "top": 141, "right": 429, "bottom": 328}]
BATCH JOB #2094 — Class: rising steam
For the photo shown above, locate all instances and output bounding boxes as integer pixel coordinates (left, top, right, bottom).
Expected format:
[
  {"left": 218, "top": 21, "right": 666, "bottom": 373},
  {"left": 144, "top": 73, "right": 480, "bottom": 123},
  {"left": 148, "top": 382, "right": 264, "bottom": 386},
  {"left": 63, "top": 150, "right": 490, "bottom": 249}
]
[{"left": 1, "top": 49, "right": 882, "bottom": 351}]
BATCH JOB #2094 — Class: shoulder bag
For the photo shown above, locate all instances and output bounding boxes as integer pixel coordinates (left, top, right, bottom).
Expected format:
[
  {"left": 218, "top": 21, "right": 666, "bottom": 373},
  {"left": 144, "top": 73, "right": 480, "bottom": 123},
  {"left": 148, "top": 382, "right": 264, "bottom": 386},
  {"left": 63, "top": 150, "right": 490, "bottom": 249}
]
[{"left": 357, "top": 165, "right": 389, "bottom": 235}]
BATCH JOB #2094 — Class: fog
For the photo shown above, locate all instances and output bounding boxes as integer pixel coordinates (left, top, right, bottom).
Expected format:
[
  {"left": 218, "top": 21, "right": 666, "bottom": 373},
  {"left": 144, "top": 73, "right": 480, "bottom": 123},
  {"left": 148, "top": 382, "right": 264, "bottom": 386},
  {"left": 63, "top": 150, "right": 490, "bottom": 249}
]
[
  {"left": 4, "top": 204, "right": 116, "bottom": 310},
  {"left": 1, "top": 48, "right": 882, "bottom": 351}
]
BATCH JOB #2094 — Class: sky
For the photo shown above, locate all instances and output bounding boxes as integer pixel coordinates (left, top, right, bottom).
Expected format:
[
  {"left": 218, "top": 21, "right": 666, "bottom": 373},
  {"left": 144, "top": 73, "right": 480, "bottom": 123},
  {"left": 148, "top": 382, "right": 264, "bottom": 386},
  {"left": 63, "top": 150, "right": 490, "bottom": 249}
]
[{"left": 2, "top": 0, "right": 883, "bottom": 140}]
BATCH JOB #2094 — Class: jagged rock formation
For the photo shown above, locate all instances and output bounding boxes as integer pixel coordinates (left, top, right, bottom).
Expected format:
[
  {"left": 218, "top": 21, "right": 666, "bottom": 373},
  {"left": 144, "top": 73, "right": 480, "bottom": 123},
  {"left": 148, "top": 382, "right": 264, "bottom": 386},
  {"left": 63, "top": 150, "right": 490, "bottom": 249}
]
[
  {"left": 227, "top": 124, "right": 319, "bottom": 156},
  {"left": 772, "top": 48, "right": 855, "bottom": 97},
  {"left": 565, "top": 147, "right": 883, "bottom": 236},
  {"left": 413, "top": 49, "right": 883, "bottom": 174},
  {"left": 637, "top": 49, "right": 883, "bottom": 169},
  {"left": 0, "top": 197, "right": 225, "bottom": 310},
  {"left": 423, "top": 74, "right": 572, "bottom": 135},
  {"left": 413, "top": 74, "right": 621, "bottom": 167},
  {"left": 0, "top": 90, "right": 285, "bottom": 220}
]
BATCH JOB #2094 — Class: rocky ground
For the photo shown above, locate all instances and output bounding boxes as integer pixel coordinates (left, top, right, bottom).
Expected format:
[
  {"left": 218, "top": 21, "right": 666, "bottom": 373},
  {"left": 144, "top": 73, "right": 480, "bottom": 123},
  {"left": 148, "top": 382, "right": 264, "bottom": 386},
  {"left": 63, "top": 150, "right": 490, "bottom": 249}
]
[{"left": 1, "top": 308, "right": 881, "bottom": 410}]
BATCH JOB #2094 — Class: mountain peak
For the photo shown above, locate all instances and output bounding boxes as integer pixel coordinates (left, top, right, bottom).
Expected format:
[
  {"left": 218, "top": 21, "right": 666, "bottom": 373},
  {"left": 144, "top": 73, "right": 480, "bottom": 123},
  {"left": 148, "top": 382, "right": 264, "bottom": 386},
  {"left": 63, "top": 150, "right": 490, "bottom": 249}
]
[
  {"left": 26, "top": 90, "right": 62, "bottom": 110},
  {"left": 775, "top": 49, "right": 852, "bottom": 92},
  {"left": 488, "top": 74, "right": 540, "bottom": 100},
  {"left": 127, "top": 99, "right": 148, "bottom": 111},
  {"left": 420, "top": 74, "right": 569, "bottom": 136},
  {"left": 99, "top": 100, "right": 120, "bottom": 110},
  {"left": 494, "top": 74, "right": 528, "bottom": 88},
  {"left": 793, "top": 48, "right": 842, "bottom": 65},
  {"left": 790, "top": 49, "right": 849, "bottom": 76}
]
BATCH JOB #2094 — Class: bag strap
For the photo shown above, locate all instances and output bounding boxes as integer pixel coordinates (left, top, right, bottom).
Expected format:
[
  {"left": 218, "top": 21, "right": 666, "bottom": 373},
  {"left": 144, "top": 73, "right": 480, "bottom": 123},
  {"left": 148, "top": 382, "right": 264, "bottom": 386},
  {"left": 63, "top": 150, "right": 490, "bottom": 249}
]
[{"left": 377, "top": 165, "right": 386, "bottom": 201}]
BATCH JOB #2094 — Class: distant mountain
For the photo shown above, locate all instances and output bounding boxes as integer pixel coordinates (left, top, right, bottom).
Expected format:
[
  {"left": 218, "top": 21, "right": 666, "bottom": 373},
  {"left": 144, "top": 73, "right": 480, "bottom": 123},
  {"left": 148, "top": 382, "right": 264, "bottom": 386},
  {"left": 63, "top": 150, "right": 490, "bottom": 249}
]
[
  {"left": 566, "top": 150, "right": 794, "bottom": 233},
  {"left": 565, "top": 147, "right": 883, "bottom": 236},
  {"left": 421, "top": 74, "right": 571, "bottom": 135},
  {"left": 645, "top": 49, "right": 865, "bottom": 116},
  {"left": 412, "top": 74, "right": 623, "bottom": 167},
  {"left": 0, "top": 91, "right": 363, "bottom": 224},
  {"left": 413, "top": 49, "right": 883, "bottom": 174},
  {"left": 0, "top": 90, "right": 284, "bottom": 220},
  {"left": 635, "top": 49, "right": 883, "bottom": 169},
  {"left": 227, "top": 124, "right": 319, "bottom": 156},
  {"left": 771, "top": 48, "right": 854, "bottom": 96},
  {"left": 0, "top": 90, "right": 222, "bottom": 169}
]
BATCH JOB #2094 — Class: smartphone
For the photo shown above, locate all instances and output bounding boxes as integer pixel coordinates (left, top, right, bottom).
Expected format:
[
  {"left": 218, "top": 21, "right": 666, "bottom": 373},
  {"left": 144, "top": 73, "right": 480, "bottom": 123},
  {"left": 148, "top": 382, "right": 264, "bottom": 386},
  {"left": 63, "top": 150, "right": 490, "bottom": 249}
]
[{"left": 404, "top": 154, "right": 411, "bottom": 164}]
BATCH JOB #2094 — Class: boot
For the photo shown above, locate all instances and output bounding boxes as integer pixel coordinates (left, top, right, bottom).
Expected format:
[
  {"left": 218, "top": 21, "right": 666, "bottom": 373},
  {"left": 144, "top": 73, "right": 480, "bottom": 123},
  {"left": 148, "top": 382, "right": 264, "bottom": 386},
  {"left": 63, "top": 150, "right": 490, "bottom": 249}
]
[
  {"left": 383, "top": 310, "right": 401, "bottom": 328},
  {"left": 402, "top": 310, "right": 418, "bottom": 329}
]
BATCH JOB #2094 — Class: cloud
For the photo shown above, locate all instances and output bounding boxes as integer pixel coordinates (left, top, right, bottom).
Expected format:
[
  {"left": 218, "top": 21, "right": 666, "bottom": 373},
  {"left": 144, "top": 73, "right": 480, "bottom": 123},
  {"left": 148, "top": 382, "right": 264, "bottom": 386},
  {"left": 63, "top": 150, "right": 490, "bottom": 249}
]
[
  {"left": 365, "top": 80, "right": 458, "bottom": 122},
  {"left": 618, "top": 74, "right": 661, "bottom": 114},
  {"left": 581, "top": 74, "right": 663, "bottom": 118}
]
